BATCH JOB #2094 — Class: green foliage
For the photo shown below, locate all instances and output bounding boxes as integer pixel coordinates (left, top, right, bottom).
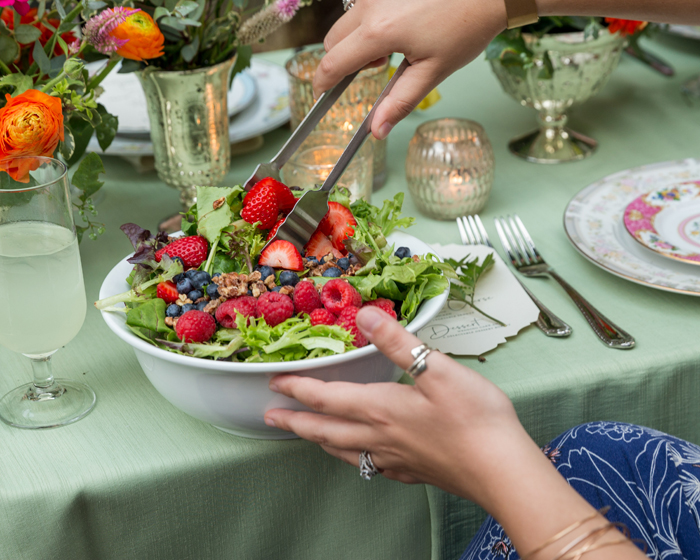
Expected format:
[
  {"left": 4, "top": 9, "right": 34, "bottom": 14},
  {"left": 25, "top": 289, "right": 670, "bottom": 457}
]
[
  {"left": 444, "top": 254, "right": 504, "bottom": 325},
  {"left": 72, "top": 153, "right": 106, "bottom": 242},
  {"left": 0, "top": 35, "right": 19, "bottom": 64}
]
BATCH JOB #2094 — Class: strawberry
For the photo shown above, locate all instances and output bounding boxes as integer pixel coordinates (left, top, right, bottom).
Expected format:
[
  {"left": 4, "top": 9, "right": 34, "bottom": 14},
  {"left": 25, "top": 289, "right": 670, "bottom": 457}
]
[
  {"left": 266, "top": 218, "right": 285, "bottom": 241},
  {"left": 318, "top": 201, "right": 357, "bottom": 251},
  {"left": 156, "top": 280, "right": 179, "bottom": 304},
  {"left": 241, "top": 182, "right": 279, "bottom": 230},
  {"left": 303, "top": 230, "right": 345, "bottom": 260},
  {"left": 244, "top": 177, "right": 298, "bottom": 215},
  {"left": 155, "top": 236, "right": 208, "bottom": 269},
  {"left": 258, "top": 240, "right": 304, "bottom": 271}
]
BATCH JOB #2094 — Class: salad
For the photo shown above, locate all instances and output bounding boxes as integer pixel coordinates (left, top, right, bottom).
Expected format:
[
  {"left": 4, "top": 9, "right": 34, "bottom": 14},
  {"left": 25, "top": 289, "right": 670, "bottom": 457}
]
[{"left": 96, "top": 179, "right": 482, "bottom": 362}]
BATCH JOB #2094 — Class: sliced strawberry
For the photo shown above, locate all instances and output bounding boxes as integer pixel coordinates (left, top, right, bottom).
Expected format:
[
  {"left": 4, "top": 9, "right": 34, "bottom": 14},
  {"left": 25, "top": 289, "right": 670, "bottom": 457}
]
[
  {"left": 156, "top": 280, "right": 179, "bottom": 303},
  {"left": 318, "top": 201, "right": 357, "bottom": 251},
  {"left": 241, "top": 182, "right": 279, "bottom": 230},
  {"left": 155, "top": 235, "right": 208, "bottom": 269},
  {"left": 258, "top": 240, "right": 304, "bottom": 271},
  {"left": 266, "top": 218, "right": 285, "bottom": 241},
  {"left": 245, "top": 177, "right": 297, "bottom": 214},
  {"left": 304, "top": 230, "right": 344, "bottom": 260}
]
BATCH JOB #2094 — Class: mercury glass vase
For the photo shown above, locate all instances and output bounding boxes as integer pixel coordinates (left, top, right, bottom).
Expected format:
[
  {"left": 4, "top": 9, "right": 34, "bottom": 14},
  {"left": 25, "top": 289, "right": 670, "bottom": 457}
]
[
  {"left": 405, "top": 119, "right": 495, "bottom": 220},
  {"left": 286, "top": 48, "right": 389, "bottom": 190},
  {"left": 490, "top": 30, "right": 625, "bottom": 163},
  {"left": 138, "top": 56, "right": 236, "bottom": 209}
]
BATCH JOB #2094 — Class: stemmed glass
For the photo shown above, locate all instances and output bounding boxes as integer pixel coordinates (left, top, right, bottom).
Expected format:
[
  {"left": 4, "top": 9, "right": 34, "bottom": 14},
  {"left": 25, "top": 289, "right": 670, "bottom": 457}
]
[{"left": 0, "top": 156, "right": 96, "bottom": 429}]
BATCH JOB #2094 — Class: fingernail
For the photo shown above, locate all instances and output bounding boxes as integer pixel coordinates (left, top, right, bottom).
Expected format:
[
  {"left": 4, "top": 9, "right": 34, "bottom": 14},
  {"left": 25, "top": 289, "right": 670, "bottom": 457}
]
[
  {"left": 356, "top": 306, "right": 386, "bottom": 334},
  {"left": 377, "top": 122, "right": 394, "bottom": 140},
  {"left": 265, "top": 416, "right": 276, "bottom": 427},
  {"left": 269, "top": 382, "right": 279, "bottom": 393}
]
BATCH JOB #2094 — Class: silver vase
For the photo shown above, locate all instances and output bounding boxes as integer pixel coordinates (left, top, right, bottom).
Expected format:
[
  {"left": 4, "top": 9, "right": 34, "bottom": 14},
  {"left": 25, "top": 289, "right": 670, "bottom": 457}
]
[
  {"left": 138, "top": 56, "right": 236, "bottom": 209},
  {"left": 490, "top": 30, "right": 625, "bottom": 163}
]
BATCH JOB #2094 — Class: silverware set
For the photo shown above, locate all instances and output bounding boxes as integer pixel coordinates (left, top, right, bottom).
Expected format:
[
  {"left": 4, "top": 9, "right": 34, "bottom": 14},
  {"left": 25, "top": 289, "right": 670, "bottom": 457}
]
[{"left": 456, "top": 215, "right": 635, "bottom": 349}]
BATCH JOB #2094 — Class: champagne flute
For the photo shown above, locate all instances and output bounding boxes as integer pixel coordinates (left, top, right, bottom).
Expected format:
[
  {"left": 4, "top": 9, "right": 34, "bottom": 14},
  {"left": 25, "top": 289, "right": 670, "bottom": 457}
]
[{"left": 0, "top": 156, "right": 96, "bottom": 429}]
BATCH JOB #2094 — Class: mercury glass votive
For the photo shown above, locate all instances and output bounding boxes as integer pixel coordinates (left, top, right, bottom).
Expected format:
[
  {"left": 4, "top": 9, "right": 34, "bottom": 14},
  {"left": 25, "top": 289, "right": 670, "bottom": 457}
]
[
  {"left": 405, "top": 119, "right": 495, "bottom": 220},
  {"left": 286, "top": 48, "right": 389, "bottom": 190},
  {"left": 281, "top": 131, "right": 373, "bottom": 202}
]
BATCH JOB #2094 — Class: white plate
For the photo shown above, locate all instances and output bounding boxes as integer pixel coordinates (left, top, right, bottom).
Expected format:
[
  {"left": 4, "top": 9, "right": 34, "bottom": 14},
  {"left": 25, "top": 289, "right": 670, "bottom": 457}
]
[
  {"left": 87, "top": 59, "right": 290, "bottom": 156},
  {"left": 666, "top": 25, "right": 700, "bottom": 40},
  {"left": 88, "top": 61, "right": 257, "bottom": 135},
  {"left": 564, "top": 158, "right": 700, "bottom": 296}
]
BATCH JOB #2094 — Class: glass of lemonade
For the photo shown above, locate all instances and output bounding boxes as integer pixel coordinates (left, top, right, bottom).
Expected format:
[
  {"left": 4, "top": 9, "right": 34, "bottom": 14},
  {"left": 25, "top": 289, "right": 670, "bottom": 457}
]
[{"left": 0, "top": 156, "right": 96, "bottom": 429}]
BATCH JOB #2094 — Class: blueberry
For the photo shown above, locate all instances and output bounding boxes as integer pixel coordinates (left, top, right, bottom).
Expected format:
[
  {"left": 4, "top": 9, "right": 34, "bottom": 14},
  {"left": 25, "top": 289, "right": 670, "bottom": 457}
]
[
  {"left": 271, "top": 286, "right": 283, "bottom": 293},
  {"left": 256, "top": 265, "right": 275, "bottom": 280},
  {"left": 185, "top": 269, "right": 198, "bottom": 280},
  {"left": 322, "top": 267, "right": 342, "bottom": 278},
  {"left": 247, "top": 289, "right": 254, "bottom": 296},
  {"left": 306, "top": 256, "right": 319, "bottom": 266},
  {"left": 166, "top": 304, "right": 182, "bottom": 318},
  {"left": 279, "top": 271, "right": 300, "bottom": 286},
  {"left": 187, "top": 290, "right": 203, "bottom": 301},
  {"left": 181, "top": 304, "right": 196, "bottom": 313},
  {"left": 337, "top": 257, "right": 350, "bottom": 270},
  {"left": 176, "top": 278, "right": 194, "bottom": 294},
  {"left": 193, "top": 270, "right": 211, "bottom": 288},
  {"left": 394, "top": 246, "right": 411, "bottom": 259},
  {"left": 206, "top": 283, "right": 219, "bottom": 298},
  {"left": 173, "top": 272, "right": 185, "bottom": 284},
  {"left": 196, "top": 301, "right": 208, "bottom": 311},
  {"left": 212, "top": 273, "right": 221, "bottom": 278}
]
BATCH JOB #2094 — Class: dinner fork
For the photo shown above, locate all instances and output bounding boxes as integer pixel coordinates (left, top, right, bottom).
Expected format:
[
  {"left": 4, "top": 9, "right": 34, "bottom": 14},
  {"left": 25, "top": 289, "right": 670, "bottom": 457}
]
[
  {"left": 494, "top": 215, "right": 635, "bottom": 349},
  {"left": 457, "top": 216, "right": 572, "bottom": 338}
]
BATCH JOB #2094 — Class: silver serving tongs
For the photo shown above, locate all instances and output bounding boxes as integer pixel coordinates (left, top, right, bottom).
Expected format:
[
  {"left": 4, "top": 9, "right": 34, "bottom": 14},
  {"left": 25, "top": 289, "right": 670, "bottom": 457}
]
[{"left": 257, "top": 58, "right": 411, "bottom": 252}]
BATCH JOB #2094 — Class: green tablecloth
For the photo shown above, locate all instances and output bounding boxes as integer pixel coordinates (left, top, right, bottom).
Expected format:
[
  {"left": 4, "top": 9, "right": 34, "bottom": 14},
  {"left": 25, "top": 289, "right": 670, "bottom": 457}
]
[{"left": 2, "top": 36, "right": 700, "bottom": 560}]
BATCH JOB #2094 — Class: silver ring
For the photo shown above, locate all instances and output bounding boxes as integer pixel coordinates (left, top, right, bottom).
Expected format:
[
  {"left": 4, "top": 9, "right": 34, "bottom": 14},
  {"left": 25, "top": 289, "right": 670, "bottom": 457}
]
[
  {"left": 342, "top": 0, "right": 354, "bottom": 11},
  {"left": 406, "top": 344, "right": 433, "bottom": 378},
  {"left": 359, "top": 450, "right": 379, "bottom": 481}
]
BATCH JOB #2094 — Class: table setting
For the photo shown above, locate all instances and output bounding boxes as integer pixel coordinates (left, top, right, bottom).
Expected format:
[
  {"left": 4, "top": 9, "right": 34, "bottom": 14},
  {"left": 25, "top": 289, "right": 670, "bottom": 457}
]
[{"left": 1, "top": 2, "right": 700, "bottom": 558}]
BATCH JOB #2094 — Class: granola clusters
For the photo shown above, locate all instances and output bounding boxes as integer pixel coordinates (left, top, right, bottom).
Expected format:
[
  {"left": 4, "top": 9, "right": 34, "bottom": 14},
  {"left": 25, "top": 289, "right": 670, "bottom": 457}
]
[{"left": 304, "top": 253, "right": 361, "bottom": 277}]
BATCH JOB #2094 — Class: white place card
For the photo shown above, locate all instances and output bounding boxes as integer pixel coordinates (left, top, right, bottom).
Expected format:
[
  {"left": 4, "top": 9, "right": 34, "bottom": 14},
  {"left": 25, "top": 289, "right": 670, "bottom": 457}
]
[{"left": 416, "top": 244, "right": 539, "bottom": 356}]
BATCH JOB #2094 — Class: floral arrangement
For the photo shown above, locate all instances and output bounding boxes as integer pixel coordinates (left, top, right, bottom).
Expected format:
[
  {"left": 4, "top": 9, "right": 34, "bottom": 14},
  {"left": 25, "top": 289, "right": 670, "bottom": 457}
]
[
  {"left": 486, "top": 17, "right": 654, "bottom": 80},
  {"left": 0, "top": 0, "right": 307, "bottom": 240}
]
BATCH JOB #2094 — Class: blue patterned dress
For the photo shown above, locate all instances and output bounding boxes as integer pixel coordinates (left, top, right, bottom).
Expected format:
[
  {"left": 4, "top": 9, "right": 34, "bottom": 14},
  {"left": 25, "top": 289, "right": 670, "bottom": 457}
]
[{"left": 460, "top": 422, "right": 700, "bottom": 560}]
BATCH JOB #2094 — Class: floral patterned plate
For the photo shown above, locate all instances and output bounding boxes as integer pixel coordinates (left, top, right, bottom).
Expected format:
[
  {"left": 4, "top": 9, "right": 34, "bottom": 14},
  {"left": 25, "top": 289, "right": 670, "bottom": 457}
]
[
  {"left": 564, "top": 159, "right": 700, "bottom": 296},
  {"left": 623, "top": 183, "right": 700, "bottom": 265}
]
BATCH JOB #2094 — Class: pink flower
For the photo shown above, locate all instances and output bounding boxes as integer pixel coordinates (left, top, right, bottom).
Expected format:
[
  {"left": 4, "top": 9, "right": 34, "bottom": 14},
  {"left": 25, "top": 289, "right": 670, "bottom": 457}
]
[
  {"left": 275, "top": 0, "right": 300, "bottom": 22},
  {"left": 83, "top": 6, "right": 140, "bottom": 55},
  {"left": 0, "top": 0, "right": 31, "bottom": 16}
]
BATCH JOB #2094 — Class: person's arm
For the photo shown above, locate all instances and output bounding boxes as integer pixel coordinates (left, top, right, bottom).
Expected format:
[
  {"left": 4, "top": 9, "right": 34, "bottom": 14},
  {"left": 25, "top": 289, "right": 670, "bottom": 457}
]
[
  {"left": 314, "top": 0, "right": 699, "bottom": 140},
  {"left": 264, "top": 307, "right": 647, "bottom": 560}
]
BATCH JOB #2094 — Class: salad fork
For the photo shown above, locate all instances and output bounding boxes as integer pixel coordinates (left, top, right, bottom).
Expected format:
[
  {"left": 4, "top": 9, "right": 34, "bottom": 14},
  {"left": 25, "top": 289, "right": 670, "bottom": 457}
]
[
  {"left": 494, "top": 215, "right": 635, "bottom": 349},
  {"left": 456, "top": 215, "right": 572, "bottom": 338}
]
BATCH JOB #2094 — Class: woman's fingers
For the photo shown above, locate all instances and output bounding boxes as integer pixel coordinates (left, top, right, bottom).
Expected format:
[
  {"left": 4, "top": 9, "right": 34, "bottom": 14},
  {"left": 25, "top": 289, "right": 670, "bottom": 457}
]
[
  {"left": 320, "top": 445, "right": 424, "bottom": 484},
  {"left": 312, "top": 28, "right": 391, "bottom": 96},
  {"left": 370, "top": 61, "right": 442, "bottom": 139},
  {"left": 269, "top": 374, "right": 411, "bottom": 422},
  {"left": 265, "top": 409, "right": 377, "bottom": 449},
  {"left": 356, "top": 306, "right": 429, "bottom": 369},
  {"left": 323, "top": 6, "right": 363, "bottom": 53}
]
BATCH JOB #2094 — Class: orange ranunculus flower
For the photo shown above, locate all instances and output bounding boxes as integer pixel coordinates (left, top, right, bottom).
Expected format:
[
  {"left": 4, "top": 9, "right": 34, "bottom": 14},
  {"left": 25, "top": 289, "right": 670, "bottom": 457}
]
[
  {"left": 111, "top": 11, "right": 164, "bottom": 62},
  {"left": 0, "top": 90, "right": 64, "bottom": 182},
  {"left": 605, "top": 18, "right": 648, "bottom": 36}
]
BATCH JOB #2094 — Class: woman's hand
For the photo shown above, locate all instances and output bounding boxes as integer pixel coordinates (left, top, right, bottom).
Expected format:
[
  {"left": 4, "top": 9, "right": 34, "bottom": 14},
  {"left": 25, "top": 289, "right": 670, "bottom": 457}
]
[
  {"left": 313, "top": 0, "right": 507, "bottom": 140},
  {"left": 264, "top": 306, "right": 538, "bottom": 505}
]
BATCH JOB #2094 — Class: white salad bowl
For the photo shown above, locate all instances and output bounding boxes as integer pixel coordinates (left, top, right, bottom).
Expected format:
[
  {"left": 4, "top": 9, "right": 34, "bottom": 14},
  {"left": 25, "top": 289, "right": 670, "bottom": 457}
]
[{"left": 98, "top": 232, "right": 447, "bottom": 439}]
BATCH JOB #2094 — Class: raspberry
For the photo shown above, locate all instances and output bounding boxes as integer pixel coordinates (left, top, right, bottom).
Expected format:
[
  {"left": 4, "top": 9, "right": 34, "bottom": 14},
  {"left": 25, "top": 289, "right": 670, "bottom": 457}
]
[
  {"left": 363, "top": 298, "right": 398, "bottom": 320},
  {"left": 293, "top": 280, "right": 323, "bottom": 315},
  {"left": 309, "top": 308, "right": 337, "bottom": 326},
  {"left": 215, "top": 296, "right": 258, "bottom": 328},
  {"left": 257, "top": 292, "right": 294, "bottom": 327},
  {"left": 175, "top": 310, "right": 216, "bottom": 343},
  {"left": 334, "top": 306, "right": 368, "bottom": 347},
  {"left": 321, "top": 279, "right": 362, "bottom": 315}
]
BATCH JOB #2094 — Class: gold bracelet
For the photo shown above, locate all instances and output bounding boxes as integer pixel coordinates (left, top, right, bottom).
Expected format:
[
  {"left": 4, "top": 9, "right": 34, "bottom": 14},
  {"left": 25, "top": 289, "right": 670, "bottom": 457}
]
[
  {"left": 553, "top": 524, "right": 615, "bottom": 560},
  {"left": 519, "top": 507, "right": 610, "bottom": 560},
  {"left": 503, "top": 0, "right": 539, "bottom": 29}
]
